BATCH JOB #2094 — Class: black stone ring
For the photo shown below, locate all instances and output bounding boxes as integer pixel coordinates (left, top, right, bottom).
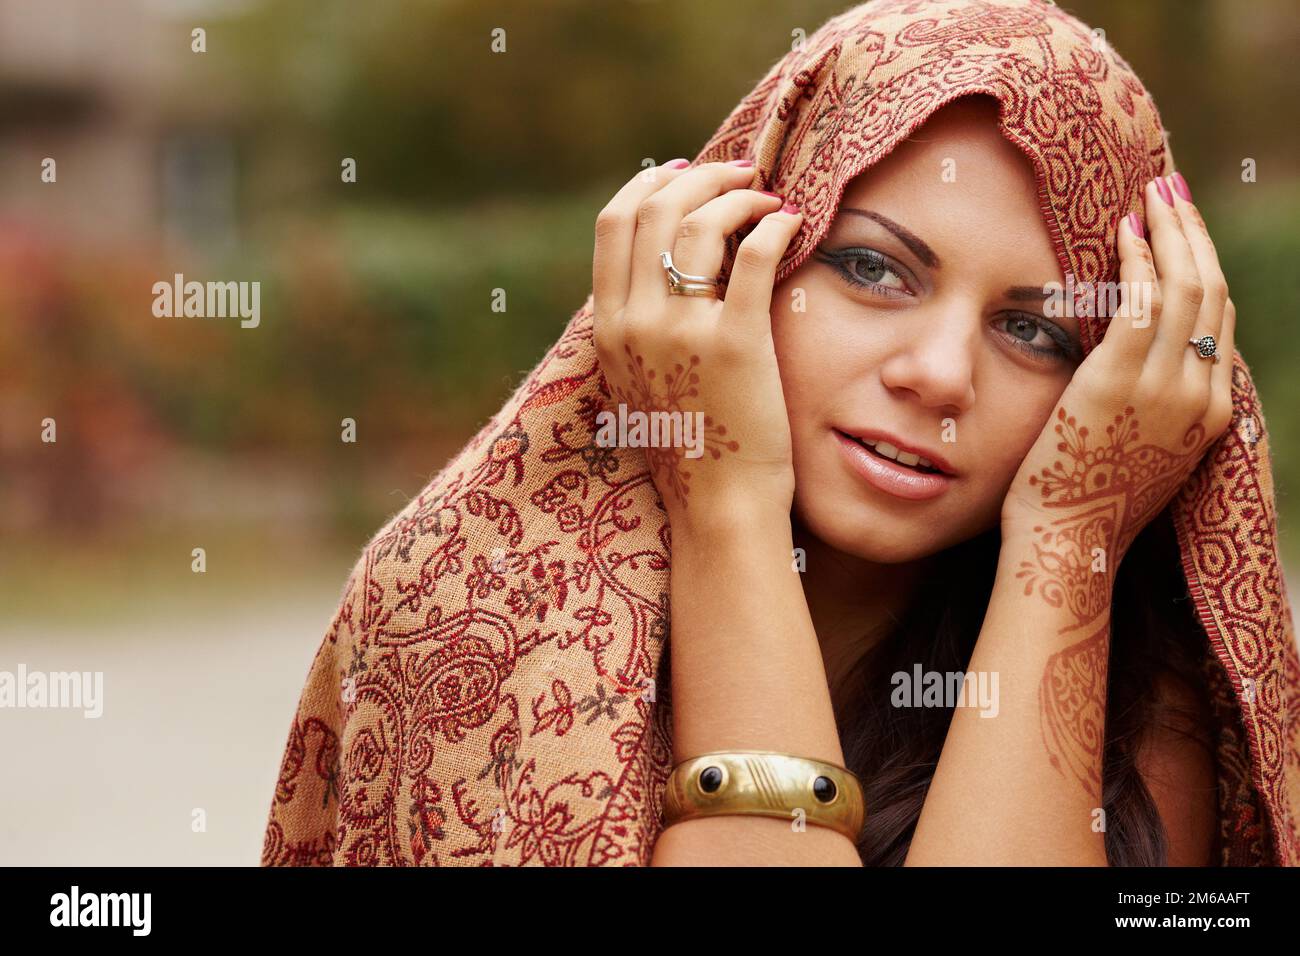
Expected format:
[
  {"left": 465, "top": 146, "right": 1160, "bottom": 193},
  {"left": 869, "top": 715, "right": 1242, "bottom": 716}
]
[{"left": 1189, "top": 334, "right": 1221, "bottom": 364}]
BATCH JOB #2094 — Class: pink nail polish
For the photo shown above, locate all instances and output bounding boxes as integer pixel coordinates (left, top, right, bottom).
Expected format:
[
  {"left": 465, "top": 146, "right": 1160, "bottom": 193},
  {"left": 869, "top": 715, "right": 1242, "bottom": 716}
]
[
  {"left": 781, "top": 202, "right": 801, "bottom": 214},
  {"left": 1154, "top": 176, "right": 1174, "bottom": 206},
  {"left": 663, "top": 158, "right": 689, "bottom": 169},
  {"left": 1127, "top": 212, "right": 1144, "bottom": 240},
  {"left": 1170, "top": 171, "right": 1192, "bottom": 202},
  {"left": 728, "top": 159, "right": 754, "bottom": 167}
]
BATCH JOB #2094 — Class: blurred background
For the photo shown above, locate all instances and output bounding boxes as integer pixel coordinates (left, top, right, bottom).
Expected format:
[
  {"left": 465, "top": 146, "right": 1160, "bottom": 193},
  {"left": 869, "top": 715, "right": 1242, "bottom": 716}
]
[{"left": 1, "top": 0, "right": 1297, "bottom": 864}]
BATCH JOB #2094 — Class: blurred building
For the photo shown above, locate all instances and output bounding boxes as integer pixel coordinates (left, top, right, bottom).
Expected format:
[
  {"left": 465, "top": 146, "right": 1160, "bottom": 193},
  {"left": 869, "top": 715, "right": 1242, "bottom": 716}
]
[{"left": 0, "top": 0, "right": 248, "bottom": 249}]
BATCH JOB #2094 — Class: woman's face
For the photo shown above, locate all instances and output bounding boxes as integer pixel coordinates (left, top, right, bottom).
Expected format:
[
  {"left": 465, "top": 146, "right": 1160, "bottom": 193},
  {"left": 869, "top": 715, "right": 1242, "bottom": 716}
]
[{"left": 771, "top": 97, "right": 1081, "bottom": 564}]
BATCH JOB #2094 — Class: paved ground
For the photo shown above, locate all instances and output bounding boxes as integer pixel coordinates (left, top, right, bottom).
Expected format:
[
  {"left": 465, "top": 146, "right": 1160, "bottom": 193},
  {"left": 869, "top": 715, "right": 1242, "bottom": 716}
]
[
  {"left": 2, "top": 562, "right": 1295, "bottom": 866},
  {"left": 0, "top": 587, "right": 339, "bottom": 866}
]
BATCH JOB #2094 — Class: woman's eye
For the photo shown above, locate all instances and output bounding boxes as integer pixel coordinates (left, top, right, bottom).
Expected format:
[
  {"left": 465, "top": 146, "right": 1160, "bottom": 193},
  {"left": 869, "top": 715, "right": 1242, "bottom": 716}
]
[
  {"left": 996, "top": 313, "right": 1074, "bottom": 360},
  {"left": 816, "top": 247, "right": 911, "bottom": 297},
  {"left": 1005, "top": 315, "right": 1050, "bottom": 346}
]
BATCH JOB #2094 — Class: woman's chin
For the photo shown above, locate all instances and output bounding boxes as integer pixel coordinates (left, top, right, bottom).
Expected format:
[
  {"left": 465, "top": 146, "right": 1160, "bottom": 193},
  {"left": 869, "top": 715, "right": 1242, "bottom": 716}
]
[
  {"left": 793, "top": 503, "right": 945, "bottom": 564},
  {"left": 793, "top": 488, "right": 999, "bottom": 565}
]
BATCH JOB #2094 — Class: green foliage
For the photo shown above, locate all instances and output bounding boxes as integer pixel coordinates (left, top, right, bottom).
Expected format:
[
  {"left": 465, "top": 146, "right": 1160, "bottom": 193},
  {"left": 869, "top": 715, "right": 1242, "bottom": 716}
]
[{"left": 5, "top": 0, "right": 1297, "bottom": 558}]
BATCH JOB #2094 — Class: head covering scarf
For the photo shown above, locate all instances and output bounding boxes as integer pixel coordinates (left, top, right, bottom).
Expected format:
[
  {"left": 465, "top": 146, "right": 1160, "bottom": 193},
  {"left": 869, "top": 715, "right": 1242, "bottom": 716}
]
[{"left": 262, "top": 0, "right": 1300, "bottom": 866}]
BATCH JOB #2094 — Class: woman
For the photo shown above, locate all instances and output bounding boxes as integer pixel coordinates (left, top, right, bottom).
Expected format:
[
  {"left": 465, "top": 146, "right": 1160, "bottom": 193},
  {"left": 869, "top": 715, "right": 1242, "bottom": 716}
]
[{"left": 262, "top": 0, "right": 1300, "bottom": 866}]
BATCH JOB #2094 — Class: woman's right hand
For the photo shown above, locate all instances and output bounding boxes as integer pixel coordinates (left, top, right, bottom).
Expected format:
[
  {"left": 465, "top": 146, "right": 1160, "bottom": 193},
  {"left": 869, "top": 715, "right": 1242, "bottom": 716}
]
[{"left": 591, "top": 158, "right": 805, "bottom": 535}]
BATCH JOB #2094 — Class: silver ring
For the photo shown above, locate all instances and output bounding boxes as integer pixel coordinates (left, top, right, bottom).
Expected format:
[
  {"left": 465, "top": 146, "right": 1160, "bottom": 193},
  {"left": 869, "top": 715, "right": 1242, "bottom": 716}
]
[
  {"left": 660, "top": 250, "right": 719, "bottom": 298},
  {"left": 1189, "top": 334, "right": 1221, "bottom": 364},
  {"left": 667, "top": 282, "right": 718, "bottom": 297}
]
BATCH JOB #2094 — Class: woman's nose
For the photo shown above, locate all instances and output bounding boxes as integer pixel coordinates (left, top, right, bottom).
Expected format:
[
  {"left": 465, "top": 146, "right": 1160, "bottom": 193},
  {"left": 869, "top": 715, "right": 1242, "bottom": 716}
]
[{"left": 878, "top": 310, "right": 978, "bottom": 412}]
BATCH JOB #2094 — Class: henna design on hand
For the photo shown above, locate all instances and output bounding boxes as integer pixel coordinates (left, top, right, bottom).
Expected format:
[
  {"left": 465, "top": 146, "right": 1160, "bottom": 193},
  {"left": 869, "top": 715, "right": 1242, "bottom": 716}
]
[
  {"left": 1017, "top": 405, "right": 1207, "bottom": 627},
  {"left": 1018, "top": 404, "right": 1206, "bottom": 796},
  {"left": 1015, "top": 503, "right": 1116, "bottom": 631},
  {"left": 1026, "top": 405, "right": 1206, "bottom": 555},
  {"left": 1038, "top": 622, "right": 1108, "bottom": 801},
  {"left": 606, "top": 344, "right": 739, "bottom": 509}
]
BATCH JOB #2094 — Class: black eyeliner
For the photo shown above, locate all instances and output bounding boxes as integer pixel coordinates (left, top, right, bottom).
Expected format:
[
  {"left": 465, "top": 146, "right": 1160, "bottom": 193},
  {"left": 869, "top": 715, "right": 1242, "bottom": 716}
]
[
  {"left": 815, "top": 245, "right": 914, "bottom": 295},
  {"left": 817, "top": 245, "right": 1081, "bottom": 362}
]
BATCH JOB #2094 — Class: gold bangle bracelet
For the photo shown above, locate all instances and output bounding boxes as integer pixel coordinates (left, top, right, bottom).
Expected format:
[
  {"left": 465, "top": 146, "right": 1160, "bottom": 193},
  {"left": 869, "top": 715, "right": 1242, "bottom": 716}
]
[{"left": 662, "top": 750, "right": 865, "bottom": 844}]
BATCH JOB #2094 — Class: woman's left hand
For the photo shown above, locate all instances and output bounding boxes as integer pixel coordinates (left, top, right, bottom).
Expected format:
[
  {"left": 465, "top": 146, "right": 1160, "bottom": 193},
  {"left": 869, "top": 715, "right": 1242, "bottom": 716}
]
[{"left": 1001, "top": 173, "right": 1236, "bottom": 572}]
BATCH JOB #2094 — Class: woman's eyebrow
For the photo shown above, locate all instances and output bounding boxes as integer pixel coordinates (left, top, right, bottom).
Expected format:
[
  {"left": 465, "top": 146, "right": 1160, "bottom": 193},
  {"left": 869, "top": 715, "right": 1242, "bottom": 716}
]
[
  {"left": 830, "top": 214, "right": 1073, "bottom": 328},
  {"left": 1005, "top": 285, "right": 1052, "bottom": 303},
  {"left": 1004, "top": 285, "right": 1077, "bottom": 323},
  {"left": 838, "top": 208, "right": 940, "bottom": 269}
]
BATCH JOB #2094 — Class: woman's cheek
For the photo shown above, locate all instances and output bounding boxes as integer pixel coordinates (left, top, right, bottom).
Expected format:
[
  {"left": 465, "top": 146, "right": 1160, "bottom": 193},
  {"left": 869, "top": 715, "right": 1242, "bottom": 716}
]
[
  {"left": 981, "top": 388, "right": 1063, "bottom": 488},
  {"left": 771, "top": 290, "right": 854, "bottom": 416}
]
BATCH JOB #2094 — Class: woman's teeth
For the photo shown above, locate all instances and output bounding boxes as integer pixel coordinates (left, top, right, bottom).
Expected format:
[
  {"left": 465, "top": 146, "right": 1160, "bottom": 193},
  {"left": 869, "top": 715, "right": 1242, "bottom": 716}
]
[{"left": 857, "top": 437, "right": 936, "bottom": 472}]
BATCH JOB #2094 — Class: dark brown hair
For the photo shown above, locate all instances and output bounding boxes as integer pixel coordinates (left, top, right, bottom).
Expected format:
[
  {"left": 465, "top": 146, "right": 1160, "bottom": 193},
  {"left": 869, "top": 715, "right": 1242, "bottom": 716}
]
[{"left": 833, "top": 507, "right": 1218, "bottom": 865}]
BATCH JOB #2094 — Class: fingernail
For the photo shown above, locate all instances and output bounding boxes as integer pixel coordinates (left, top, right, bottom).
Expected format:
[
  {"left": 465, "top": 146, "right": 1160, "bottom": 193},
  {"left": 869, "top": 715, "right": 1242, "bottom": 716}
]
[
  {"left": 1170, "top": 171, "right": 1192, "bottom": 202},
  {"left": 758, "top": 190, "right": 782, "bottom": 199},
  {"left": 1127, "top": 212, "right": 1144, "bottom": 240},
  {"left": 663, "top": 158, "right": 689, "bottom": 169},
  {"left": 781, "top": 202, "right": 801, "bottom": 214},
  {"left": 1154, "top": 176, "right": 1174, "bottom": 206},
  {"left": 728, "top": 159, "right": 754, "bottom": 167}
]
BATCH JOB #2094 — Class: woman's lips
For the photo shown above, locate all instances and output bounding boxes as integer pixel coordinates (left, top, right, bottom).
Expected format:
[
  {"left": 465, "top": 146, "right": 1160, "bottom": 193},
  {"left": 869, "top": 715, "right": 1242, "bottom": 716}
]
[{"left": 833, "top": 428, "right": 955, "bottom": 501}]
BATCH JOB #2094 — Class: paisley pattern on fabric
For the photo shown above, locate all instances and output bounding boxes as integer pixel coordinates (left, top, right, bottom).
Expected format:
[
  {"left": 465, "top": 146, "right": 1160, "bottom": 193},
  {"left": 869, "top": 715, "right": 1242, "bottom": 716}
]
[{"left": 262, "top": 0, "right": 1300, "bottom": 866}]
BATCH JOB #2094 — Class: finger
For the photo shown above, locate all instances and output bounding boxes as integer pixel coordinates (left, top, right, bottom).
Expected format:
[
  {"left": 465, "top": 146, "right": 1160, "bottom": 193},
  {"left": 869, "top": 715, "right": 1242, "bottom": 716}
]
[
  {"left": 1143, "top": 176, "right": 1205, "bottom": 377},
  {"left": 667, "top": 188, "right": 785, "bottom": 310},
  {"left": 593, "top": 158, "right": 690, "bottom": 320},
  {"left": 1096, "top": 211, "right": 1158, "bottom": 368},
  {"left": 1209, "top": 295, "right": 1236, "bottom": 430},
  {"left": 627, "top": 161, "right": 763, "bottom": 310},
  {"left": 1165, "top": 173, "right": 1229, "bottom": 384},
  {"left": 720, "top": 204, "right": 805, "bottom": 337}
]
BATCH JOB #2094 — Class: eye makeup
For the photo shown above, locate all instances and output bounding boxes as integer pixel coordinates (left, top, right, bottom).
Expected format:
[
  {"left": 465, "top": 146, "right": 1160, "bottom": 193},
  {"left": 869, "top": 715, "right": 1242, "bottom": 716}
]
[
  {"left": 814, "top": 245, "right": 916, "bottom": 298},
  {"left": 995, "top": 312, "right": 1082, "bottom": 362},
  {"left": 814, "top": 243, "right": 1082, "bottom": 363}
]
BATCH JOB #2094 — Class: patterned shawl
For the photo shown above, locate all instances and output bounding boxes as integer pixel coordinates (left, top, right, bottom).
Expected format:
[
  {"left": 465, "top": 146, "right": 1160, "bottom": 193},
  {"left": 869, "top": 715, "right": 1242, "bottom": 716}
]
[{"left": 262, "top": 0, "right": 1299, "bottom": 866}]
